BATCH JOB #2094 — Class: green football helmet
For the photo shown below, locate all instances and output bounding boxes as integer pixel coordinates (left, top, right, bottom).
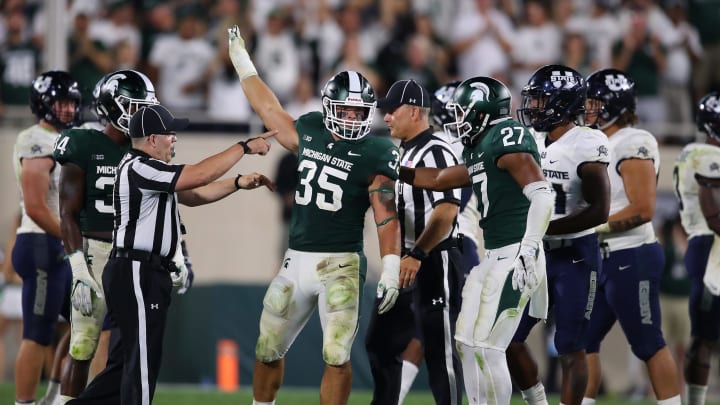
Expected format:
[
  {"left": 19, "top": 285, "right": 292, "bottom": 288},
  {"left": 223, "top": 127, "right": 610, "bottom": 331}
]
[
  {"left": 446, "top": 76, "right": 512, "bottom": 147},
  {"left": 94, "top": 69, "right": 158, "bottom": 134},
  {"left": 321, "top": 70, "right": 376, "bottom": 140}
]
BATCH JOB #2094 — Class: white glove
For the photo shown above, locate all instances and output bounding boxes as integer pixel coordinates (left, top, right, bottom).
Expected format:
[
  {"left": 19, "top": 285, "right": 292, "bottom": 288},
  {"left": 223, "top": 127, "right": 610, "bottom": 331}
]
[
  {"left": 68, "top": 251, "right": 103, "bottom": 316},
  {"left": 376, "top": 255, "right": 400, "bottom": 314},
  {"left": 171, "top": 246, "right": 189, "bottom": 291},
  {"left": 227, "top": 25, "right": 258, "bottom": 80},
  {"left": 511, "top": 242, "right": 539, "bottom": 294}
]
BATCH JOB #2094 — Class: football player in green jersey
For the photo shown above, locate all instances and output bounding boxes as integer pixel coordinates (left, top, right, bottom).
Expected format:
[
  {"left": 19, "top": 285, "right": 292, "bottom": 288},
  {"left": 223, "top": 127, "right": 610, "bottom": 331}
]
[
  {"left": 53, "top": 70, "right": 160, "bottom": 403},
  {"left": 399, "top": 76, "right": 554, "bottom": 405},
  {"left": 229, "top": 26, "right": 403, "bottom": 405}
]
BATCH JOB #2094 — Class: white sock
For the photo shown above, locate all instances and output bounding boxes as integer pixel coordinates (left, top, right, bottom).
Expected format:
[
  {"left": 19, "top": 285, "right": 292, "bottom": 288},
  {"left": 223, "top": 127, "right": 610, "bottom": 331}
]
[
  {"left": 398, "top": 360, "right": 419, "bottom": 404},
  {"left": 581, "top": 398, "right": 596, "bottom": 405},
  {"left": 16, "top": 401, "right": 36, "bottom": 405},
  {"left": 657, "top": 394, "right": 682, "bottom": 405},
  {"left": 43, "top": 380, "right": 60, "bottom": 401},
  {"left": 458, "top": 342, "right": 486, "bottom": 405},
  {"left": 58, "top": 395, "right": 74, "bottom": 405},
  {"left": 687, "top": 384, "right": 708, "bottom": 405},
  {"left": 252, "top": 400, "right": 275, "bottom": 405},
  {"left": 520, "top": 382, "right": 549, "bottom": 405}
]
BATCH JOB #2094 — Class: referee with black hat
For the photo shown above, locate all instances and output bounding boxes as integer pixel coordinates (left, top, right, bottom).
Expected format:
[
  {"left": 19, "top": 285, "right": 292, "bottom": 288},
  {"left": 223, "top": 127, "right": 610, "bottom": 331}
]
[
  {"left": 365, "top": 80, "right": 465, "bottom": 405},
  {"left": 70, "top": 104, "right": 276, "bottom": 404}
]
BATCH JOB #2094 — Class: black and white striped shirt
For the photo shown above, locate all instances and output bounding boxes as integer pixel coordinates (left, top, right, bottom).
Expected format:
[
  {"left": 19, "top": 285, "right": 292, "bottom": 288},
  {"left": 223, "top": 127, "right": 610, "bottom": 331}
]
[
  {"left": 397, "top": 128, "right": 461, "bottom": 251},
  {"left": 112, "top": 149, "right": 185, "bottom": 258}
]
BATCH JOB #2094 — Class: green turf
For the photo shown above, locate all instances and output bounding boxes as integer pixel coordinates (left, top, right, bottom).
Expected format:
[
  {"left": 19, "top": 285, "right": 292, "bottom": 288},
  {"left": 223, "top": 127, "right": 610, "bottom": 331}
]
[{"left": 3, "top": 382, "right": 699, "bottom": 404}]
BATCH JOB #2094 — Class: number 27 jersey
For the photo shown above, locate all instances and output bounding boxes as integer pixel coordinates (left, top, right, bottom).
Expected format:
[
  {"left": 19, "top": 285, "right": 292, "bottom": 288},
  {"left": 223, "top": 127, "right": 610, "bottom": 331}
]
[{"left": 289, "top": 112, "right": 400, "bottom": 252}]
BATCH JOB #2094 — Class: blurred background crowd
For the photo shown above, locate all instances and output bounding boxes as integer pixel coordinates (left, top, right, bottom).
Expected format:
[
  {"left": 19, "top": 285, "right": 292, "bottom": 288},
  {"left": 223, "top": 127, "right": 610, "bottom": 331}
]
[{"left": 1, "top": 0, "right": 718, "bottom": 142}]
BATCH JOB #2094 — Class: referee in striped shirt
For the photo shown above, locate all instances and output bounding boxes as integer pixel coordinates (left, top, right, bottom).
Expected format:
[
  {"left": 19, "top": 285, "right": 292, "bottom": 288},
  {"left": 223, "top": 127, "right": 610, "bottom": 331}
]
[
  {"left": 365, "top": 80, "right": 465, "bottom": 405},
  {"left": 71, "top": 104, "right": 276, "bottom": 405}
]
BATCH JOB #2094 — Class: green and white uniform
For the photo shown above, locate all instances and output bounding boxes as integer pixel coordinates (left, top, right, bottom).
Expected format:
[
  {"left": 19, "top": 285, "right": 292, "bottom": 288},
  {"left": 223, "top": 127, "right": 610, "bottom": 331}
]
[
  {"left": 256, "top": 112, "right": 400, "bottom": 365},
  {"left": 54, "top": 127, "right": 129, "bottom": 360},
  {"left": 455, "top": 118, "right": 546, "bottom": 350}
]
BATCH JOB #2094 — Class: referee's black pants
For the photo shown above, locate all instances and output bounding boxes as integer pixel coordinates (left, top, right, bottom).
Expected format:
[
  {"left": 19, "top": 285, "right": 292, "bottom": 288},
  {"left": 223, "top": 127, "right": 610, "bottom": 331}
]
[
  {"left": 69, "top": 257, "right": 172, "bottom": 405},
  {"left": 365, "top": 243, "right": 465, "bottom": 405}
]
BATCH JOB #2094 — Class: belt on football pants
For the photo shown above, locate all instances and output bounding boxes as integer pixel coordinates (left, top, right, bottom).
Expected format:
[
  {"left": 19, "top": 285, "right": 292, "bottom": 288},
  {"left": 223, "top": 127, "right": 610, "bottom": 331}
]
[
  {"left": 110, "top": 248, "right": 173, "bottom": 271},
  {"left": 543, "top": 238, "right": 574, "bottom": 251}
]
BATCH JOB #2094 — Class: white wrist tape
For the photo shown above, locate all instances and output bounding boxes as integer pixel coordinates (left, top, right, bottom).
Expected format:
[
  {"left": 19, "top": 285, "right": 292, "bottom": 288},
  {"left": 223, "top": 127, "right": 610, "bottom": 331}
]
[
  {"left": 522, "top": 181, "right": 554, "bottom": 250},
  {"left": 381, "top": 254, "right": 401, "bottom": 277},
  {"left": 228, "top": 27, "right": 258, "bottom": 81}
]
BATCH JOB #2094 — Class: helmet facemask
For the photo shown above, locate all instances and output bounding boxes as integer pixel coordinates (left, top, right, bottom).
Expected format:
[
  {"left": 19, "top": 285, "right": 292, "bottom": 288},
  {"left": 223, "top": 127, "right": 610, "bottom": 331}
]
[
  {"left": 112, "top": 93, "right": 159, "bottom": 133},
  {"left": 323, "top": 98, "right": 376, "bottom": 140},
  {"left": 518, "top": 90, "right": 549, "bottom": 131},
  {"left": 446, "top": 101, "right": 488, "bottom": 147}
]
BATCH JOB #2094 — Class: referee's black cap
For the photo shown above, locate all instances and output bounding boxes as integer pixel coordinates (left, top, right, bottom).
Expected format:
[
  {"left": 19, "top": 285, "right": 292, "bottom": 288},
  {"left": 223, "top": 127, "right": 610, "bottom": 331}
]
[
  {"left": 377, "top": 79, "right": 431, "bottom": 111},
  {"left": 129, "top": 104, "right": 189, "bottom": 138}
]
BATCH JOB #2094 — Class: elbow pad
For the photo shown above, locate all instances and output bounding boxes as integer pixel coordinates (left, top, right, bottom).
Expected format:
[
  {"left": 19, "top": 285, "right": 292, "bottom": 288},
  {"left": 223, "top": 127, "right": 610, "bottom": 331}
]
[{"left": 521, "top": 181, "right": 554, "bottom": 250}]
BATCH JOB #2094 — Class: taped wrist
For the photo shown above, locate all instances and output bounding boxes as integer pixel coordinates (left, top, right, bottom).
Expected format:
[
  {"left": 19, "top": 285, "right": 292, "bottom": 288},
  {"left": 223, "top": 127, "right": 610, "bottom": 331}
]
[
  {"left": 522, "top": 181, "right": 553, "bottom": 250},
  {"left": 67, "top": 250, "right": 89, "bottom": 274},
  {"left": 228, "top": 42, "right": 258, "bottom": 80},
  {"left": 381, "top": 254, "right": 401, "bottom": 279}
]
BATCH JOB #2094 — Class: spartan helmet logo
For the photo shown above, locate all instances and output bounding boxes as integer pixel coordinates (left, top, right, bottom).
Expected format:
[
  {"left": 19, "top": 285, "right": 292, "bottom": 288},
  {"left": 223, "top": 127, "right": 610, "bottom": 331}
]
[
  {"left": 469, "top": 82, "right": 491, "bottom": 104},
  {"left": 550, "top": 71, "right": 578, "bottom": 89},
  {"left": 104, "top": 72, "right": 127, "bottom": 94},
  {"left": 706, "top": 95, "right": 720, "bottom": 113},
  {"left": 710, "top": 162, "right": 720, "bottom": 172},
  {"left": 604, "top": 74, "right": 631, "bottom": 92}
]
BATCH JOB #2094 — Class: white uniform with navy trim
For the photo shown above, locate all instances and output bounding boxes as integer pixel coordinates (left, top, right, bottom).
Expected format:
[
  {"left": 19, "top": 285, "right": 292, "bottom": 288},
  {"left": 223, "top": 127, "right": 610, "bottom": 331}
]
[
  {"left": 537, "top": 126, "right": 610, "bottom": 241},
  {"left": 601, "top": 127, "right": 660, "bottom": 251},
  {"left": 674, "top": 143, "right": 720, "bottom": 238},
  {"left": 13, "top": 124, "right": 60, "bottom": 234}
]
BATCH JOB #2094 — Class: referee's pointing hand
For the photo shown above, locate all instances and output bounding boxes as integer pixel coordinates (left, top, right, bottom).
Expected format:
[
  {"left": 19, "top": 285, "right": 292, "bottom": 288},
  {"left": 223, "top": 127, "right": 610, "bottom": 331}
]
[{"left": 245, "top": 129, "right": 278, "bottom": 156}]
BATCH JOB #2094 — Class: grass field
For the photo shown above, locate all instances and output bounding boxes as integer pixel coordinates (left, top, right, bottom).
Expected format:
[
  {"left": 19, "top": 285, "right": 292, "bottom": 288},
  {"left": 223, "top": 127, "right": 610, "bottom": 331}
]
[{"left": 4, "top": 382, "right": 712, "bottom": 405}]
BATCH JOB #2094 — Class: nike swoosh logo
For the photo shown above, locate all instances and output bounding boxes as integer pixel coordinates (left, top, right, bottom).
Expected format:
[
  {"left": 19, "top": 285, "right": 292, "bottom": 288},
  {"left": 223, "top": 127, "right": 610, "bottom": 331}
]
[
  {"left": 572, "top": 258, "right": 585, "bottom": 264},
  {"left": 338, "top": 264, "right": 352, "bottom": 268},
  {"left": 549, "top": 160, "right": 558, "bottom": 164},
  {"left": 619, "top": 265, "right": 631, "bottom": 270},
  {"left": 348, "top": 151, "right": 361, "bottom": 156},
  {"left": 497, "top": 256, "right": 508, "bottom": 261}
]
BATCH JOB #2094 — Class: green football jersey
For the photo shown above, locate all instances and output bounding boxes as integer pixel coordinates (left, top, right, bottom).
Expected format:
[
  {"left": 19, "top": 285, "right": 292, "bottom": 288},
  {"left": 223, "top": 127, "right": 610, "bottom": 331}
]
[
  {"left": 462, "top": 118, "right": 540, "bottom": 249},
  {"left": 53, "top": 128, "right": 130, "bottom": 233},
  {"left": 289, "top": 112, "right": 400, "bottom": 252}
]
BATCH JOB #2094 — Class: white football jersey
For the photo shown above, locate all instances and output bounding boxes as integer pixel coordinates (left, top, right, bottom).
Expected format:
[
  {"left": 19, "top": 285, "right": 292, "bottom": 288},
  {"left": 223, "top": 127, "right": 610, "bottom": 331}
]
[
  {"left": 602, "top": 127, "right": 660, "bottom": 250},
  {"left": 13, "top": 124, "right": 61, "bottom": 234},
  {"left": 537, "top": 126, "right": 610, "bottom": 239},
  {"left": 675, "top": 142, "right": 720, "bottom": 238}
]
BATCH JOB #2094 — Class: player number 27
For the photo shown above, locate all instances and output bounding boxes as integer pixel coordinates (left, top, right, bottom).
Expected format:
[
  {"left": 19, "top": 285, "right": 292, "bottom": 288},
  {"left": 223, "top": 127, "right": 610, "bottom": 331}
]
[
  {"left": 501, "top": 126, "right": 526, "bottom": 147},
  {"left": 295, "top": 160, "right": 348, "bottom": 212}
]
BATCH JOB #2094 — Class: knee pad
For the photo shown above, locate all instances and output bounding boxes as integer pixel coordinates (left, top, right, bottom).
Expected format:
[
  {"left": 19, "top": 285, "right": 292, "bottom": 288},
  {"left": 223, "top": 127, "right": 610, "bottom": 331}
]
[
  {"left": 69, "top": 302, "right": 106, "bottom": 361},
  {"left": 256, "top": 277, "right": 296, "bottom": 363},
  {"left": 319, "top": 255, "right": 360, "bottom": 366}
]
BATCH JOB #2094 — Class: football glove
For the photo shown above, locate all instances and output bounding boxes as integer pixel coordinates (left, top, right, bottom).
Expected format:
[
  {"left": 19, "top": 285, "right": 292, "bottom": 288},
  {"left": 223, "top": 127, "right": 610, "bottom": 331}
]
[
  {"left": 177, "top": 252, "right": 194, "bottom": 295},
  {"left": 511, "top": 242, "right": 540, "bottom": 295},
  {"left": 171, "top": 245, "right": 190, "bottom": 292},
  {"left": 68, "top": 250, "right": 103, "bottom": 316},
  {"left": 376, "top": 255, "right": 400, "bottom": 314},
  {"left": 227, "top": 25, "right": 258, "bottom": 80}
]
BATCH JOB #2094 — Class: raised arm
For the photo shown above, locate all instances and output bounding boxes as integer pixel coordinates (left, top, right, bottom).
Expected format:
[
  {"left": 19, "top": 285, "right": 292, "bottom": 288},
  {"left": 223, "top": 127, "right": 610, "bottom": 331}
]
[
  {"left": 21, "top": 157, "right": 61, "bottom": 239},
  {"left": 228, "top": 25, "right": 299, "bottom": 153},
  {"left": 399, "top": 164, "right": 471, "bottom": 191},
  {"left": 175, "top": 130, "right": 275, "bottom": 191}
]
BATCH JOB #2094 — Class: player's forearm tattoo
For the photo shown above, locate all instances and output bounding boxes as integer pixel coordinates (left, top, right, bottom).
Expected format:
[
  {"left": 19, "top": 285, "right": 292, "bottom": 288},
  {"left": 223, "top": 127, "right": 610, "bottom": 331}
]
[
  {"left": 373, "top": 179, "right": 398, "bottom": 227},
  {"left": 609, "top": 215, "right": 645, "bottom": 232}
]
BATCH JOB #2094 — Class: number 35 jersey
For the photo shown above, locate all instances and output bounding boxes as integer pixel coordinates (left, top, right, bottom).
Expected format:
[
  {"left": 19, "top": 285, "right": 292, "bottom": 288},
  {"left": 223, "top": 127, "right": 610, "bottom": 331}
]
[
  {"left": 53, "top": 128, "right": 129, "bottom": 233},
  {"left": 538, "top": 126, "right": 610, "bottom": 240},
  {"left": 289, "top": 112, "right": 400, "bottom": 252},
  {"left": 462, "top": 118, "right": 540, "bottom": 250}
]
